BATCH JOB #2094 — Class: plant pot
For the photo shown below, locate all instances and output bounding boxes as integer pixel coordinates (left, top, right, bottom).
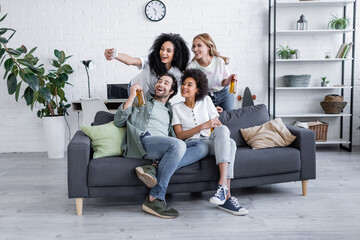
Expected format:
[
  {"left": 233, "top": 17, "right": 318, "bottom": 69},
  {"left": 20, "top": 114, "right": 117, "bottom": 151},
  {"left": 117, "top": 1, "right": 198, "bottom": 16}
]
[
  {"left": 321, "top": 82, "right": 327, "bottom": 87},
  {"left": 290, "top": 54, "right": 296, "bottom": 59},
  {"left": 335, "top": 22, "right": 344, "bottom": 29},
  {"left": 43, "top": 116, "right": 65, "bottom": 159}
]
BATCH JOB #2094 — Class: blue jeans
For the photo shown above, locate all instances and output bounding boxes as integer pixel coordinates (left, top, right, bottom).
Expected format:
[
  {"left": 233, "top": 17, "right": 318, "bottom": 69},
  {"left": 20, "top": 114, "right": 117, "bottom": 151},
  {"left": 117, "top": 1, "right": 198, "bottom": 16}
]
[
  {"left": 194, "top": 125, "right": 236, "bottom": 179},
  {"left": 127, "top": 83, "right": 131, "bottom": 96},
  {"left": 177, "top": 139, "right": 209, "bottom": 169},
  {"left": 141, "top": 135, "right": 208, "bottom": 200},
  {"left": 209, "top": 86, "right": 234, "bottom": 111}
]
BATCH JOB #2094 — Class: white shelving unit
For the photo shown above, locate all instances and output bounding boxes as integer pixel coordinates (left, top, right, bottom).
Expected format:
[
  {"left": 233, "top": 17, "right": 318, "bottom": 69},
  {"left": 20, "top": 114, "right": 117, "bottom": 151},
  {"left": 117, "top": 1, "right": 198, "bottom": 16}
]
[
  {"left": 275, "top": 113, "right": 352, "bottom": 117},
  {"left": 272, "top": 29, "right": 354, "bottom": 35},
  {"left": 275, "top": 86, "right": 352, "bottom": 90},
  {"left": 268, "top": 0, "right": 356, "bottom": 150},
  {"left": 316, "top": 138, "right": 350, "bottom": 145},
  {"left": 273, "top": 58, "right": 353, "bottom": 62},
  {"left": 272, "top": 0, "right": 354, "bottom": 8}
]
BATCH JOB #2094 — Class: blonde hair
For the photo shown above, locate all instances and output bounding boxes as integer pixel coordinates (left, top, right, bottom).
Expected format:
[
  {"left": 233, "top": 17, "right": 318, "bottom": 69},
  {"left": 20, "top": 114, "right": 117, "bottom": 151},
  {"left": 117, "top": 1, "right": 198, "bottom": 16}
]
[{"left": 192, "top": 33, "right": 229, "bottom": 65}]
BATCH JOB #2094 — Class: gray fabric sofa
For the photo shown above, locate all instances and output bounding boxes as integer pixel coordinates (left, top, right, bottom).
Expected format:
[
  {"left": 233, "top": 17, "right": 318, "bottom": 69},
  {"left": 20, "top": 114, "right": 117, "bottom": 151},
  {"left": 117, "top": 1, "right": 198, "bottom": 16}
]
[{"left": 68, "top": 104, "right": 316, "bottom": 215}]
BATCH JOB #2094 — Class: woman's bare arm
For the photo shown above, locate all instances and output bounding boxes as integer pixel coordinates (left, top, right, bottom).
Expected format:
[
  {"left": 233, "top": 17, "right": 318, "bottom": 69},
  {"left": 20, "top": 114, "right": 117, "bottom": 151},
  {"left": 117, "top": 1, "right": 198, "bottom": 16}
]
[{"left": 104, "top": 48, "right": 142, "bottom": 66}]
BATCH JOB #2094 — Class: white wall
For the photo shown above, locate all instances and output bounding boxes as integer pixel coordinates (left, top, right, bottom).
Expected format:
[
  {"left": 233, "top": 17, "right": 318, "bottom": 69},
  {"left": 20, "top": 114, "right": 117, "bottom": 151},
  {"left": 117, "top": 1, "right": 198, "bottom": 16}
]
[{"left": 0, "top": 0, "right": 359, "bottom": 153}]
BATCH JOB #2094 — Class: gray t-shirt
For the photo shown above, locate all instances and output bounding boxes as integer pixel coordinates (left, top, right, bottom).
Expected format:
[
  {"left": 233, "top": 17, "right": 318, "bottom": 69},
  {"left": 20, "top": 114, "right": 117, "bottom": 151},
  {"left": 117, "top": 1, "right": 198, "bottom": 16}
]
[
  {"left": 130, "top": 58, "right": 182, "bottom": 97},
  {"left": 145, "top": 100, "right": 170, "bottom": 137}
]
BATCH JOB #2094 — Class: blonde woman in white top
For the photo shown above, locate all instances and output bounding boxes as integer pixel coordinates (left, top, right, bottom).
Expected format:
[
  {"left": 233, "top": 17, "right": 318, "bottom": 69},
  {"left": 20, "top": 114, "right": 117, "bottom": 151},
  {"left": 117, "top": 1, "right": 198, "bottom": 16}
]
[
  {"left": 172, "top": 68, "right": 248, "bottom": 216},
  {"left": 188, "top": 33, "right": 237, "bottom": 111}
]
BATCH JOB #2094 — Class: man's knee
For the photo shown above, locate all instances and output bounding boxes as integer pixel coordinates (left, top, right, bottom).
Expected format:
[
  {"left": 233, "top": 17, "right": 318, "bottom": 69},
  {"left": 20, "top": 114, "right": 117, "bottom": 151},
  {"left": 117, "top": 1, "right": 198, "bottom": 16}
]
[{"left": 170, "top": 138, "right": 186, "bottom": 156}]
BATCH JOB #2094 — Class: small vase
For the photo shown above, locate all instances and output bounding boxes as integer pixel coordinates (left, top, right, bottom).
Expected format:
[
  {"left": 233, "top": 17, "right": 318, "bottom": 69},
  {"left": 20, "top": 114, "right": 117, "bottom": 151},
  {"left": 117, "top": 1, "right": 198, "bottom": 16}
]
[
  {"left": 321, "top": 82, "right": 327, "bottom": 87},
  {"left": 290, "top": 54, "right": 296, "bottom": 59}
]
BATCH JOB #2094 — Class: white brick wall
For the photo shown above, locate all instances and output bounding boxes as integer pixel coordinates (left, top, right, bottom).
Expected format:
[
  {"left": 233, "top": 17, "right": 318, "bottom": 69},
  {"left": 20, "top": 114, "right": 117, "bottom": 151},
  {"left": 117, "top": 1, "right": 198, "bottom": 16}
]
[{"left": 0, "top": 0, "right": 359, "bottom": 153}]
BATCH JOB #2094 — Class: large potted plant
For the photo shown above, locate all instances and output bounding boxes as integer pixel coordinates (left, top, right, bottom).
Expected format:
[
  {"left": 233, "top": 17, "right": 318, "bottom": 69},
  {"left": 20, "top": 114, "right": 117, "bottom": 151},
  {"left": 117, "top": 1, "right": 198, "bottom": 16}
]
[{"left": 0, "top": 13, "right": 74, "bottom": 158}]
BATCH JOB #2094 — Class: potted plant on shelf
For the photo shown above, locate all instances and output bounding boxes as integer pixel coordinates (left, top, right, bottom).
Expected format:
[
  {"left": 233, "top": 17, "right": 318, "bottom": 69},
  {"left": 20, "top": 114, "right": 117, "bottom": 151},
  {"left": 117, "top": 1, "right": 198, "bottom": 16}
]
[
  {"left": 276, "top": 45, "right": 297, "bottom": 59},
  {"left": 289, "top": 49, "right": 296, "bottom": 59},
  {"left": 0, "top": 13, "right": 74, "bottom": 159},
  {"left": 328, "top": 15, "right": 350, "bottom": 30},
  {"left": 321, "top": 76, "right": 329, "bottom": 87}
]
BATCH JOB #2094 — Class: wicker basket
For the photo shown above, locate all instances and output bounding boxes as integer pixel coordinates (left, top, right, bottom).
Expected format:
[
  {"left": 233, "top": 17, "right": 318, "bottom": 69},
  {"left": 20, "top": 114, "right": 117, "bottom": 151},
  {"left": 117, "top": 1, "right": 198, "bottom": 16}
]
[
  {"left": 308, "top": 122, "right": 329, "bottom": 142},
  {"left": 320, "top": 101, "right": 347, "bottom": 114}
]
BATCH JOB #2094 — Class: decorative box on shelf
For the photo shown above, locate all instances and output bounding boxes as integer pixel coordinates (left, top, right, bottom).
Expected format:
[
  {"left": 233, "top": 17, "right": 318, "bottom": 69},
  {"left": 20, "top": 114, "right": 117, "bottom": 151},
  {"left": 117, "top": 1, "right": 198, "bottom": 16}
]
[
  {"left": 308, "top": 121, "right": 329, "bottom": 142},
  {"left": 295, "top": 121, "right": 329, "bottom": 142}
]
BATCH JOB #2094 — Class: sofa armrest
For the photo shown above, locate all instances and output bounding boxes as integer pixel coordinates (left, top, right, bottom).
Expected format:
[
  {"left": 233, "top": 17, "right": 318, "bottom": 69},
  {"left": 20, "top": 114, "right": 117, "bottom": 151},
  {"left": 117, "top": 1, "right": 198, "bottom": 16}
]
[
  {"left": 67, "top": 130, "right": 91, "bottom": 198},
  {"left": 286, "top": 124, "right": 316, "bottom": 180}
]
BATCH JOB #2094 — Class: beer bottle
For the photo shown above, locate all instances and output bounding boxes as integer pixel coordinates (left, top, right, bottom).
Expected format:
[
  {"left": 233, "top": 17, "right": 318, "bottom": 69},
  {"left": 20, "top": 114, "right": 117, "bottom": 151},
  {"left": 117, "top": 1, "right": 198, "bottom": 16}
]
[
  {"left": 136, "top": 89, "right": 146, "bottom": 106},
  {"left": 229, "top": 77, "right": 237, "bottom": 94}
]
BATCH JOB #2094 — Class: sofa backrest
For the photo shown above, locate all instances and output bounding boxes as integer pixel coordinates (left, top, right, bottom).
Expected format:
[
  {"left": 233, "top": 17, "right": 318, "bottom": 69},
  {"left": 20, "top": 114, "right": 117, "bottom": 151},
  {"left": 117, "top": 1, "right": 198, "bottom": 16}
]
[
  {"left": 93, "top": 104, "right": 269, "bottom": 147},
  {"left": 93, "top": 111, "right": 115, "bottom": 126},
  {"left": 219, "top": 104, "right": 269, "bottom": 147}
]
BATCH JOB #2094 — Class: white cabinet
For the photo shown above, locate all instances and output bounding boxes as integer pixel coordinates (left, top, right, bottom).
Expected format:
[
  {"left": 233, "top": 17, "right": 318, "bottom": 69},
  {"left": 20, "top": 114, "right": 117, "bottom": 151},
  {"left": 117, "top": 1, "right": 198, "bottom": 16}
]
[{"left": 268, "top": 0, "right": 356, "bottom": 151}]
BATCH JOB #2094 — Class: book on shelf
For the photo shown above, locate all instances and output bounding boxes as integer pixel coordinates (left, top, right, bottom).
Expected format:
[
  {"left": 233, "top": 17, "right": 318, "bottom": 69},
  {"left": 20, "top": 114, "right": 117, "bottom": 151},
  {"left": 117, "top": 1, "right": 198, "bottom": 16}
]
[
  {"left": 343, "top": 42, "right": 353, "bottom": 58},
  {"left": 335, "top": 43, "right": 347, "bottom": 58},
  {"left": 335, "top": 42, "right": 353, "bottom": 58}
]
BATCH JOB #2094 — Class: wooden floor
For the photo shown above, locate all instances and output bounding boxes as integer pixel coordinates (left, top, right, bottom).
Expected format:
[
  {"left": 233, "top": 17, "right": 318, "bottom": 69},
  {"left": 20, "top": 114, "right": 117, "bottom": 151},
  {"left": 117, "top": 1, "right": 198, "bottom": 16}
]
[{"left": 1, "top": 146, "right": 360, "bottom": 240}]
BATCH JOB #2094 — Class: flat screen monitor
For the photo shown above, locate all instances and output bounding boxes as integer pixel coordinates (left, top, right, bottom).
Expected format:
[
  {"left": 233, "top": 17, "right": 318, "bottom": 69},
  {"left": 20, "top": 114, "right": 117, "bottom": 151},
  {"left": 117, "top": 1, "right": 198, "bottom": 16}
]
[{"left": 107, "top": 84, "right": 129, "bottom": 99}]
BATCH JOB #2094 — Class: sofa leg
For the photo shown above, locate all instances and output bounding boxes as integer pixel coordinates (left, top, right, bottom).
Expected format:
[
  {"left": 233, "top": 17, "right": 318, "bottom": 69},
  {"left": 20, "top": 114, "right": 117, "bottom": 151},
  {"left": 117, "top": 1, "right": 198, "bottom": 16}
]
[
  {"left": 302, "top": 180, "right": 308, "bottom": 196},
  {"left": 76, "top": 198, "right": 83, "bottom": 216}
]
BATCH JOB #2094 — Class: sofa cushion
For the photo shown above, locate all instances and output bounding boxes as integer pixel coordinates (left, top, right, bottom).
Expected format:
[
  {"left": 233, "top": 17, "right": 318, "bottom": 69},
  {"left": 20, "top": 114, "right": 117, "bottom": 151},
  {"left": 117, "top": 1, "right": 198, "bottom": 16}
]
[
  {"left": 88, "top": 156, "right": 211, "bottom": 187},
  {"left": 234, "top": 146, "right": 301, "bottom": 178},
  {"left": 81, "top": 121, "right": 126, "bottom": 159},
  {"left": 88, "top": 156, "right": 152, "bottom": 187},
  {"left": 93, "top": 111, "right": 115, "bottom": 126},
  {"left": 219, "top": 104, "right": 269, "bottom": 147},
  {"left": 240, "top": 118, "right": 296, "bottom": 149}
]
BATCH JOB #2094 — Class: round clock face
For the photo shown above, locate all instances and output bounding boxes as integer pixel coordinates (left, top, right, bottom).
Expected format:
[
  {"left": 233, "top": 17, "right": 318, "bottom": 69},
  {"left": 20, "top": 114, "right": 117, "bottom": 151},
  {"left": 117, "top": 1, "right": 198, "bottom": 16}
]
[{"left": 145, "top": 0, "right": 166, "bottom": 22}]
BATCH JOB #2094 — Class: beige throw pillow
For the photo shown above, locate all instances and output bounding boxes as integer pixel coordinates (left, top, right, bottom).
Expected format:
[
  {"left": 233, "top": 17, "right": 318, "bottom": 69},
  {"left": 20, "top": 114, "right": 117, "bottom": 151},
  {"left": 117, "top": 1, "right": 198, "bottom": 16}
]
[{"left": 240, "top": 118, "right": 296, "bottom": 149}]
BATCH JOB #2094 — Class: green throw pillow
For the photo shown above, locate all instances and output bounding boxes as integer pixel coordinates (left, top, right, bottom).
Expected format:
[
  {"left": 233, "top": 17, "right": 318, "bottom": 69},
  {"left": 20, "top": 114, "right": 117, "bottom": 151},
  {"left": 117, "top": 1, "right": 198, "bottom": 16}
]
[{"left": 81, "top": 121, "right": 125, "bottom": 159}]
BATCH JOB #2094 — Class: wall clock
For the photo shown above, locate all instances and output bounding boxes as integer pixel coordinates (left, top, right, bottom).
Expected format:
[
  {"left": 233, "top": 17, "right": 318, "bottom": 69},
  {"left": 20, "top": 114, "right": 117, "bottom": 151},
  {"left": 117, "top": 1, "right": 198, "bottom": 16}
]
[{"left": 145, "top": 0, "right": 166, "bottom": 22}]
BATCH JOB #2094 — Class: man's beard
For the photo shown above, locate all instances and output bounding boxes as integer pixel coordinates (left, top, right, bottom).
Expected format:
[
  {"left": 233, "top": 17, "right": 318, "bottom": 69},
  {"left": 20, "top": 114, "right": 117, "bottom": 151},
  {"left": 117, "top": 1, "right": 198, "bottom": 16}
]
[{"left": 156, "top": 92, "right": 170, "bottom": 100}]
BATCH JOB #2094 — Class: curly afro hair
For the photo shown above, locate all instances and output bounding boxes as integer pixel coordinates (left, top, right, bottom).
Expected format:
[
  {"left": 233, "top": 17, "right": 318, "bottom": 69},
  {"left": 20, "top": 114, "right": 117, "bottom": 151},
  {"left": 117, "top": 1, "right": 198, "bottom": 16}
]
[
  {"left": 181, "top": 68, "right": 209, "bottom": 101},
  {"left": 148, "top": 33, "right": 190, "bottom": 78}
]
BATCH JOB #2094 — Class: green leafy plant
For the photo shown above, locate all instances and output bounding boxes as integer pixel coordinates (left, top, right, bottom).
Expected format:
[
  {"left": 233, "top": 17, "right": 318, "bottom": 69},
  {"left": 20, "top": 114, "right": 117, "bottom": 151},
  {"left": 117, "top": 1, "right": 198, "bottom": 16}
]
[
  {"left": 0, "top": 13, "right": 74, "bottom": 118},
  {"left": 328, "top": 15, "right": 350, "bottom": 30},
  {"left": 321, "top": 76, "right": 329, "bottom": 84},
  {"left": 276, "top": 45, "right": 296, "bottom": 59}
]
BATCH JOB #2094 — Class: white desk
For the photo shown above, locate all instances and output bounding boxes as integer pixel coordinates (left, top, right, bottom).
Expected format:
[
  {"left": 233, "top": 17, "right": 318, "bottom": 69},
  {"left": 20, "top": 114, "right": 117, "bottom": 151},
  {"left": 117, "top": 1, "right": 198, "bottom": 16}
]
[
  {"left": 72, "top": 99, "right": 127, "bottom": 129},
  {"left": 71, "top": 99, "right": 127, "bottom": 112}
]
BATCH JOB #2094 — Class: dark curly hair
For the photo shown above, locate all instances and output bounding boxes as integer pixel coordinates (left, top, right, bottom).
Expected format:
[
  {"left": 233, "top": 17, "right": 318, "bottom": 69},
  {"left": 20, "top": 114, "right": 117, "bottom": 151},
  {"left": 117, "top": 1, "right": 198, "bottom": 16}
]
[
  {"left": 158, "top": 72, "right": 178, "bottom": 100},
  {"left": 148, "top": 33, "right": 190, "bottom": 78},
  {"left": 181, "top": 69, "right": 208, "bottom": 101}
]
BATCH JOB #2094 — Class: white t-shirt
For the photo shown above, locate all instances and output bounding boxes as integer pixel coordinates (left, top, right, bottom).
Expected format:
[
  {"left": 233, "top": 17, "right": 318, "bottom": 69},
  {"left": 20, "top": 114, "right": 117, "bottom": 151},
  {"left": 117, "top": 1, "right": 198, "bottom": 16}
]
[
  {"left": 187, "top": 56, "right": 230, "bottom": 92},
  {"left": 172, "top": 96, "right": 219, "bottom": 139},
  {"left": 130, "top": 58, "right": 183, "bottom": 104}
]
